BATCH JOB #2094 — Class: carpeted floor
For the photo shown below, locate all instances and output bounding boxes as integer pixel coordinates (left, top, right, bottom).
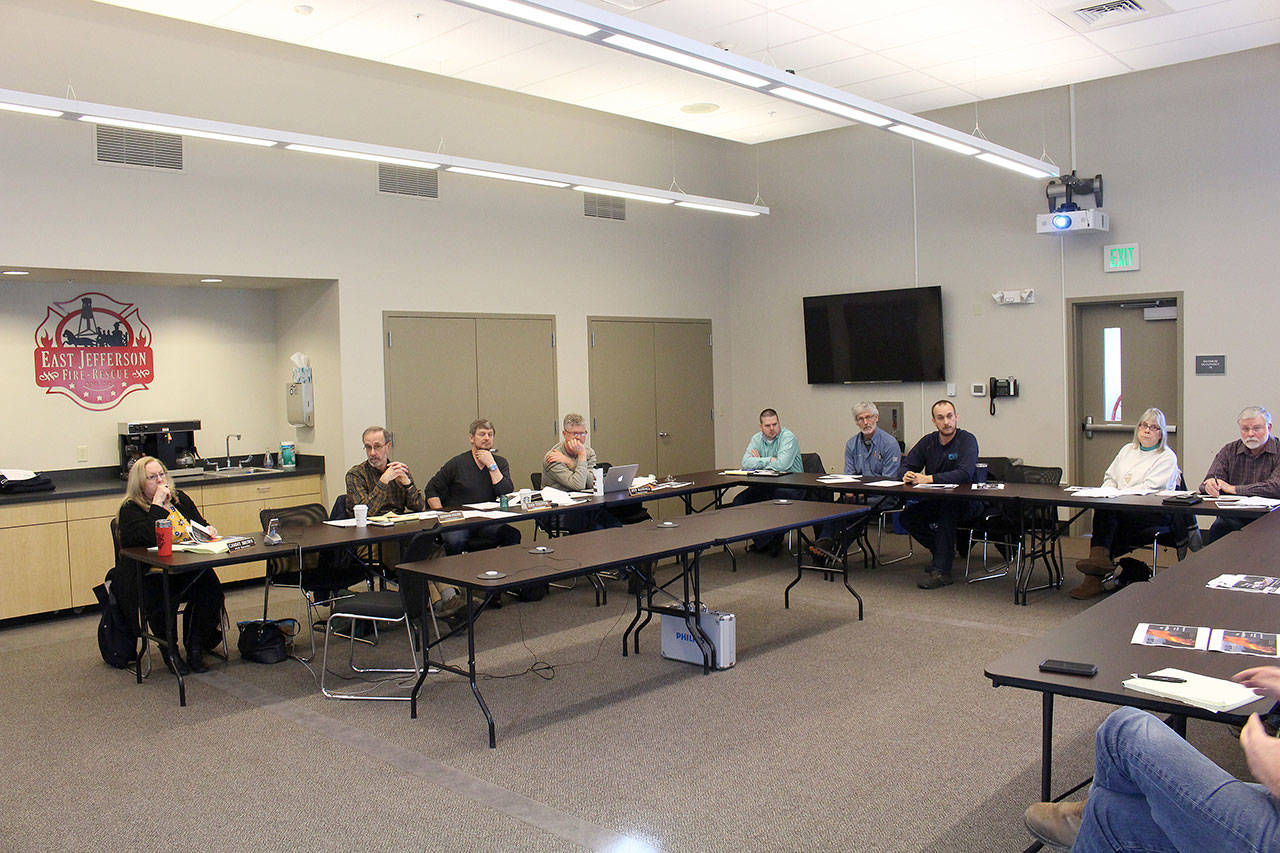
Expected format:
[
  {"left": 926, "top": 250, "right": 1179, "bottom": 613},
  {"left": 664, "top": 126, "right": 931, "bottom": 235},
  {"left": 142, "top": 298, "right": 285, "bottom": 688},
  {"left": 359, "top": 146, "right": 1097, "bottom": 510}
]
[{"left": 0, "top": 534, "right": 1252, "bottom": 851}]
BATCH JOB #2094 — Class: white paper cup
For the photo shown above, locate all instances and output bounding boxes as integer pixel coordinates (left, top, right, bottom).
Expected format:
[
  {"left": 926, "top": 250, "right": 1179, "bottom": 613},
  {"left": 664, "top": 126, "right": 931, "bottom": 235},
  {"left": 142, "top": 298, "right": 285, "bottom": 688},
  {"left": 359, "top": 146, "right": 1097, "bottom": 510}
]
[
  {"left": 354, "top": 504, "right": 368, "bottom": 527},
  {"left": 593, "top": 468, "right": 604, "bottom": 495}
]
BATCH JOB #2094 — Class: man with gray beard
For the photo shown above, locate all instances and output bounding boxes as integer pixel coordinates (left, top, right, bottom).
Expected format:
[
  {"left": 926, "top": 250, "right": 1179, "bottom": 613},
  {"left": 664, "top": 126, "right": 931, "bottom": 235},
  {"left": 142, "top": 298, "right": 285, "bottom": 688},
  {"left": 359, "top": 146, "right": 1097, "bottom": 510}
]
[{"left": 1200, "top": 405, "right": 1280, "bottom": 543}]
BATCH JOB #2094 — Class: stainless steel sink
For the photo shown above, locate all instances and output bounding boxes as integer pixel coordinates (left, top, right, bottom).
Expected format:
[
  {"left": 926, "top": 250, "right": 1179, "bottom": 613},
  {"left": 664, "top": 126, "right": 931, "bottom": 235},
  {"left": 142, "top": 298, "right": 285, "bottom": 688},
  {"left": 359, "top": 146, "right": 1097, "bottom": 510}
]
[{"left": 208, "top": 466, "right": 283, "bottom": 477}]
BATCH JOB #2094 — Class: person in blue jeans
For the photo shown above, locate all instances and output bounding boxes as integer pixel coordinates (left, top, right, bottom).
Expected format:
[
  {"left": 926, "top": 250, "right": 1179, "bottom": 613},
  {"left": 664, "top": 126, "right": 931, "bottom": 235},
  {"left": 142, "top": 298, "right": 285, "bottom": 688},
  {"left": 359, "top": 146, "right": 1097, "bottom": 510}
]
[{"left": 1024, "top": 665, "right": 1280, "bottom": 851}]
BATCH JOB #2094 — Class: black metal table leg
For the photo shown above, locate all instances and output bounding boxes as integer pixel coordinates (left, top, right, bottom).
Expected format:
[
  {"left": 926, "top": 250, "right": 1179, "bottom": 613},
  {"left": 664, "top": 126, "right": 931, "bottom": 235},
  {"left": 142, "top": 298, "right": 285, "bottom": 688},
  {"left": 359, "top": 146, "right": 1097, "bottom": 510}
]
[{"left": 1041, "top": 691, "right": 1054, "bottom": 801}]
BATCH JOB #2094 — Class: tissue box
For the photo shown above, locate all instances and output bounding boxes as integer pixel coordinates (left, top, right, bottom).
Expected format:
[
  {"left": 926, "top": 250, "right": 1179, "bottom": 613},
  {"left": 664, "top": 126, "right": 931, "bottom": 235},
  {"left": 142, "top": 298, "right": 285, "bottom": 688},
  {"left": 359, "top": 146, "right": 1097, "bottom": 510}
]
[{"left": 661, "top": 607, "right": 735, "bottom": 669}]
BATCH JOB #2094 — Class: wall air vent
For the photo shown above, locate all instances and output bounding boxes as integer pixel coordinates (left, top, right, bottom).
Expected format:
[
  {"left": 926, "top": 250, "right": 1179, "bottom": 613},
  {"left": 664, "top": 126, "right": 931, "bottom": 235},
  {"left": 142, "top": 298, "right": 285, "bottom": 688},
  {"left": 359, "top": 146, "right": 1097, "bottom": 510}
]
[
  {"left": 583, "top": 193, "right": 625, "bottom": 221},
  {"left": 378, "top": 163, "right": 439, "bottom": 198},
  {"left": 1055, "top": 0, "right": 1171, "bottom": 31},
  {"left": 95, "top": 125, "right": 183, "bottom": 170}
]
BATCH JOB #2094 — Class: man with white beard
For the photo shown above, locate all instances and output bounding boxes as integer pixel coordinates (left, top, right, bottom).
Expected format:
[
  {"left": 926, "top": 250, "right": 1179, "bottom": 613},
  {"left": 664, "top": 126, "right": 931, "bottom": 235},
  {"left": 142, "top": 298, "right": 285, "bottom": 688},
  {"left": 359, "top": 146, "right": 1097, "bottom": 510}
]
[{"left": 1200, "top": 405, "right": 1280, "bottom": 543}]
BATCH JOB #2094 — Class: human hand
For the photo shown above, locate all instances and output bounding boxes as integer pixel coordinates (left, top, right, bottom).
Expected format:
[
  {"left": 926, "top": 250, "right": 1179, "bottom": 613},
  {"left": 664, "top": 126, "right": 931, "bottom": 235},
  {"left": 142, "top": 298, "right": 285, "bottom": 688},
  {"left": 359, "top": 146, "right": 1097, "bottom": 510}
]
[
  {"left": 381, "top": 461, "right": 409, "bottom": 485},
  {"left": 1203, "top": 478, "right": 1222, "bottom": 497},
  {"left": 564, "top": 436, "right": 586, "bottom": 457},
  {"left": 749, "top": 448, "right": 761, "bottom": 457},
  {"left": 545, "top": 450, "right": 573, "bottom": 468},
  {"left": 151, "top": 483, "right": 171, "bottom": 506},
  {"left": 1241, "top": 714, "right": 1280, "bottom": 797},
  {"left": 205, "top": 525, "right": 219, "bottom": 537},
  {"left": 1233, "top": 666, "right": 1280, "bottom": 700},
  {"left": 474, "top": 449, "right": 496, "bottom": 470}
]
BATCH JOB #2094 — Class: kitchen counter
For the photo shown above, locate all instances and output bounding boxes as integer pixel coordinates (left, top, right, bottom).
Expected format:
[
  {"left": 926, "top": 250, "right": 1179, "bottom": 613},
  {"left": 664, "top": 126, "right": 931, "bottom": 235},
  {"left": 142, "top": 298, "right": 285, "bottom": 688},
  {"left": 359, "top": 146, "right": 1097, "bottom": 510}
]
[{"left": 0, "top": 454, "right": 325, "bottom": 507}]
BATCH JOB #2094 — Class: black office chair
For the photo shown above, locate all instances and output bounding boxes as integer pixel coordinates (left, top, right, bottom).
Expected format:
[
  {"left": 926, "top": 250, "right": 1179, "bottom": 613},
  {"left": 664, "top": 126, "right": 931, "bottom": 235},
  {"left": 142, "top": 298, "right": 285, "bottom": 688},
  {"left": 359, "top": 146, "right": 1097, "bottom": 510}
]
[
  {"left": 529, "top": 472, "right": 568, "bottom": 540},
  {"left": 260, "top": 501, "right": 376, "bottom": 659},
  {"left": 1119, "top": 475, "right": 1203, "bottom": 575}
]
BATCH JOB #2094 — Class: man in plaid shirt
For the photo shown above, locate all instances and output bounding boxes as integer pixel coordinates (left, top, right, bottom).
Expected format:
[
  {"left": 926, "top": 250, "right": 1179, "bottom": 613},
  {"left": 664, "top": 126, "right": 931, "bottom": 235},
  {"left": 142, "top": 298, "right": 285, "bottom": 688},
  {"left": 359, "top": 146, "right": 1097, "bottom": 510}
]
[{"left": 1200, "top": 405, "right": 1280, "bottom": 543}]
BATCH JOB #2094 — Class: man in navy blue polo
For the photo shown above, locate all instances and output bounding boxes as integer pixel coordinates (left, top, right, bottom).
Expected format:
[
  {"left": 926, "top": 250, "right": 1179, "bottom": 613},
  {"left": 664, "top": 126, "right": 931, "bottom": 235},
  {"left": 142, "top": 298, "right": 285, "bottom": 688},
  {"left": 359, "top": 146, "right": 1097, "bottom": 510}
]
[{"left": 897, "top": 400, "right": 981, "bottom": 589}]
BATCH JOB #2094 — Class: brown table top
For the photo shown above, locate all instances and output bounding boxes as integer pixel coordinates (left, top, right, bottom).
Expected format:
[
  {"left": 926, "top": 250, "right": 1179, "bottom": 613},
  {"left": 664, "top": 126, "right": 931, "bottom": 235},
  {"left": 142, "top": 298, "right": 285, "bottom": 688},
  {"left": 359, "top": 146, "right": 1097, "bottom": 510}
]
[
  {"left": 984, "top": 507, "right": 1280, "bottom": 722},
  {"left": 398, "top": 499, "right": 864, "bottom": 592}
]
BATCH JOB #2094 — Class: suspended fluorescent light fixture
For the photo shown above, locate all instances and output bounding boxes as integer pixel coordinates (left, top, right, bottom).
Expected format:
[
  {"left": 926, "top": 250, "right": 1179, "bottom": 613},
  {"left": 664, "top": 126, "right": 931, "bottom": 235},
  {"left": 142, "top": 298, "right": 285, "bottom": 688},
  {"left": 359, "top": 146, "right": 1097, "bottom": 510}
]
[
  {"left": 446, "top": 166, "right": 570, "bottom": 187},
  {"left": 675, "top": 201, "right": 759, "bottom": 217},
  {"left": 78, "top": 115, "right": 276, "bottom": 147},
  {"left": 603, "top": 34, "right": 769, "bottom": 88},
  {"left": 0, "top": 86, "right": 767, "bottom": 217},
  {"left": 976, "top": 152, "right": 1058, "bottom": 179},
  {"left": 572, "top": 185, "right": 674, "bottom": 204},
  {"left": 285, "top": 143, "right": 440, "bottom": 169},
  {"left": 450, "top": 0, "right": 599, "bottom": 37},
  {"left": 886, "top": 124, "right": 980, "bottom": 156},
  {"left": 0, "top": 102, "right": 63, "bottom": 118},
  {"left": 772, "top": 87, "right": 890, "bottom": 127},
  {"left": 434, "top": 0, "right": 1059, "bottom": 179}
]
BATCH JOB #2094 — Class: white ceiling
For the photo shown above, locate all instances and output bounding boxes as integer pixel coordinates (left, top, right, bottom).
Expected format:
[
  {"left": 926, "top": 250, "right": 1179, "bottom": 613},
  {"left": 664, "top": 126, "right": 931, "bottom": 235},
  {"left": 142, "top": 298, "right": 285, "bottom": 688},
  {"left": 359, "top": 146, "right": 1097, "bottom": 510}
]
[{"left": 94, "top": 0, "right": 1280, "bottom": 144}]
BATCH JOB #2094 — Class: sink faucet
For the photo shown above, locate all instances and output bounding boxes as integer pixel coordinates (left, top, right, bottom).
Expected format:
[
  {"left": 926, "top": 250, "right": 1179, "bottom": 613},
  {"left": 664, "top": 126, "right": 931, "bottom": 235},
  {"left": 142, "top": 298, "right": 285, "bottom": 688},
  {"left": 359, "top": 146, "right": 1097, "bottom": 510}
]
[{"left": 225, "top": 433, "right": 241, "bottom": 468}]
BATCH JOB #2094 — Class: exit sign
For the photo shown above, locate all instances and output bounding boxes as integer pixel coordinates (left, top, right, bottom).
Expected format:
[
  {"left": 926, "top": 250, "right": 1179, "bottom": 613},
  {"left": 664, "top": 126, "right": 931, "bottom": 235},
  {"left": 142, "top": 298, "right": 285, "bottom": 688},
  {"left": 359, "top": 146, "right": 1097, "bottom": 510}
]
[{"left": 1104, "top": 243, "right": 1140, "bottom": 272}]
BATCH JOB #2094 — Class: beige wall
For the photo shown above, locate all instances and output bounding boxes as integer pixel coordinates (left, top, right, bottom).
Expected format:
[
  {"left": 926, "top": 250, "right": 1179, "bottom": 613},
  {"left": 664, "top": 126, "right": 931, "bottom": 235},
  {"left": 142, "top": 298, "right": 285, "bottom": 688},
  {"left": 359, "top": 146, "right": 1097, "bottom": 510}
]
[
  {"left": 728, "top": 45, "right": 1280, "bottom": 485},
  {"left": 1, "top": 0, "right": 1277, "bottom": 498}
]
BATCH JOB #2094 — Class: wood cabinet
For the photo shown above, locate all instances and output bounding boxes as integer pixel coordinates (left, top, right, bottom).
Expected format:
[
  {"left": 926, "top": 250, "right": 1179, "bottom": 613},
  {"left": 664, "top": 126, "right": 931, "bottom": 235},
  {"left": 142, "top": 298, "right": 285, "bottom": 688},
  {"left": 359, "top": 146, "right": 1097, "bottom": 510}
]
[
  {"left": 0, "top": 502, "right": 71, "bottom": 620},
  {"left": 0, "top": 473, "right": 323, "bottom": 620}
]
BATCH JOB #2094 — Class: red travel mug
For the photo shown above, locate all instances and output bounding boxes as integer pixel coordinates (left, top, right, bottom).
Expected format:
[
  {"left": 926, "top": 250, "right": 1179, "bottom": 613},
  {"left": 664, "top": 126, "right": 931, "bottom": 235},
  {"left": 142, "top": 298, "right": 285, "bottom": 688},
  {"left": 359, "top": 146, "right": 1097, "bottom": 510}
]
[{"left": 155, "top": 519, "right": 173, "bottom": 556}]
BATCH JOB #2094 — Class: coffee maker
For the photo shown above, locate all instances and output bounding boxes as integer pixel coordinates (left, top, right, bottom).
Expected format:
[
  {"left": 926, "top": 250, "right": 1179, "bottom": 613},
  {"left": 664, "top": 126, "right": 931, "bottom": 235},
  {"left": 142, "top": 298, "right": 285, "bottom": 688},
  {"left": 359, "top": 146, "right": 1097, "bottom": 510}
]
[{"left": 118, "top": 419, "right": 202, "bottom": 478}]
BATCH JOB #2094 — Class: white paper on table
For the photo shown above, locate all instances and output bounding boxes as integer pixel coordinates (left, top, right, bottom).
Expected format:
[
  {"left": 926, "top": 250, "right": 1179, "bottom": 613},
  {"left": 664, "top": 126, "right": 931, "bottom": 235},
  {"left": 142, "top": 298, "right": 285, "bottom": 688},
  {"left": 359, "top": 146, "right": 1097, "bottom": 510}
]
[
  {"left": 1073, "top": 486, "right": 1155, "bottom": 498},
  {"left": 866, "top": 480, "right": 904, "bottom": 487},
  {"left": 0, "top": 469, "right": 37, "bottom": 480},
  {"left": 1131, "top": 622, "right": 1209, "bottom": 650},
  {"left": 465, "top": 501, "right": 501, "bottom": 510},
  {"left": 817, "top": 475, "right": 861, "bottom": 483},
  {"left": 720, "top": 470, "right": 752, "bottom": 475},
  {"left": 538, "top": 486, "right": 588, "bottom": 507},
  {"left": 1208, "top": 628, "right": 1280, "bottom": 657},
  {"left": 632, "top": 475, "right": 657, "bottom": 487},
  {"left": 649, "top": 481, "right": 692, "bottom": 490},
  {"left": 1214, "top": 496, "right": 1280, "bottom": 509},
  {"left": 1206, "top": 574, "right": 1280, "bottom": 594},
  {"left": 912, "top": 482, "right": 958, "bottom": 489},
  {"left": 1122, "top": 668, "right": 1263, "bottom": 713},
  {"left": 468, "top": 510, "right": 519, "bottom": 520},
  {"left": 325, "top": 518, "right": 358, "bottom": 527}
]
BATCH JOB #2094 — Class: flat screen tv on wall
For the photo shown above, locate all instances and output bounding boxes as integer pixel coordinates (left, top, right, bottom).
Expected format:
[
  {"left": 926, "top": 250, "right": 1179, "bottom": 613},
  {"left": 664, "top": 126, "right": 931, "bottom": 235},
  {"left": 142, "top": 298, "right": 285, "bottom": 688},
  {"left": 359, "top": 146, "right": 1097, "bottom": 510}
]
[{"left": 803, "top": 286, "right": 946, "bottom": 383}]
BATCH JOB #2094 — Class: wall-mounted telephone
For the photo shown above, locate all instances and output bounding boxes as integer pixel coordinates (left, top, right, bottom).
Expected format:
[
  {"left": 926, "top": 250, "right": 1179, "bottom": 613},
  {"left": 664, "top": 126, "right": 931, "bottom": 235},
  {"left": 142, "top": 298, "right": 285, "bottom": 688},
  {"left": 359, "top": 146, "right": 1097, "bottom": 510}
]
[{"left": 989, "top": 377, "right": 1019, "bottom": 415}]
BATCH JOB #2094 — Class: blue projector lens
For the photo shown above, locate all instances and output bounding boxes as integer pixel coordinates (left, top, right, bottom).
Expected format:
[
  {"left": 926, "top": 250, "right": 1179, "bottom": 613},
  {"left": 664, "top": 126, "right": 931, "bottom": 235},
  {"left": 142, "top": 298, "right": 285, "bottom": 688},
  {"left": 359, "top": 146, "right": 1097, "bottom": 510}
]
[{"left": 1051, "top": 213, "right": 1072, "bottom": 230}]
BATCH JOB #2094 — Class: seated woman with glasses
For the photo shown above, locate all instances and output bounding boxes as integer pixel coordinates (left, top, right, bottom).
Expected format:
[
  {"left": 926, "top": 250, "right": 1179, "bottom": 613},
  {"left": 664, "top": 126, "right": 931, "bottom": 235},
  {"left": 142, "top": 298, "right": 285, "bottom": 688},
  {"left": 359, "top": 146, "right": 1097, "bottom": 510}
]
[
  {"left": 115, "top": 456, "right": 226, "bottom": 674},
  {"left": 1070, "top": 407, "right": 1180, "bottom": 599}
]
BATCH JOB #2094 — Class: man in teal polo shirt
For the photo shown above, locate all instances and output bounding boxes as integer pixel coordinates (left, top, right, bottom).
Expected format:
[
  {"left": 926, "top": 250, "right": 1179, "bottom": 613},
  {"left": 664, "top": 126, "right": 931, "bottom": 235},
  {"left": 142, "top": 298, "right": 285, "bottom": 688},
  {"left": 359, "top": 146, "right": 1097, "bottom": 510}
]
[{"left": 731, "top": 408, "right": 804, "bottom": 557}]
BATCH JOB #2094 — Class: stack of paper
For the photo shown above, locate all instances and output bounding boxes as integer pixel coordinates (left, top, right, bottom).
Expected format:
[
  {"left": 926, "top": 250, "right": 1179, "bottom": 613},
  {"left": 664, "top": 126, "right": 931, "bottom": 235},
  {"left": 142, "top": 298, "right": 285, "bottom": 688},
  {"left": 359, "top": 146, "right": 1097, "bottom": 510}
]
[
  {"left": 1122, "top": 668, "right": 1262, "bottom": 713},
  {"left": 1073, "top": 486, "right": 1155, "bottom": 498}
]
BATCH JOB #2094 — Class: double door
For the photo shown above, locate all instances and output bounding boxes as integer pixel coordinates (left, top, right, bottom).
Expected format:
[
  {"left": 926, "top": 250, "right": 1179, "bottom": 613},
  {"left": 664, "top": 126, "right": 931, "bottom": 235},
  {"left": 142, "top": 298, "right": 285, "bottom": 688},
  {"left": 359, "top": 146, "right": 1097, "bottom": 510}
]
[
  {"left": 587, "top": 318, "right": 715, "bottom": 480},
  {"left": 383, "top": 314, "right": 558, "bottom": 491}
]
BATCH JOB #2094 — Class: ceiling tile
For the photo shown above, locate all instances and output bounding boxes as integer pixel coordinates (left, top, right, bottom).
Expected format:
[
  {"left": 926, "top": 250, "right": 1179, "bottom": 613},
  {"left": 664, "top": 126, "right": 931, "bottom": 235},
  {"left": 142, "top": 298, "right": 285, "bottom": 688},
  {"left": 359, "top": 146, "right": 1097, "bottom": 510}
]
[
  {"left": 308, "top": 1, "right": 477, "bottom": 60},
  {"left": 962, "top": 53, "right": 1132, "bottom": 99},
  {"left": 1082, "top": 0, "right": 1280, "bottom": 52},
  {"left": 702, "top": 11, "right": 822, "bottom": 55},
  {"left": 804, "top": 53, "right": 913, "bottom": 87},
  {"left": 834, "top": 2, "right": 990, "bottom": 53},
  {"left": 461, "top": 37, "right": 609, "bottom": 90},
  {"left": 880, "top": 86, "right": 978, "bottom": 115},
  {"left": 93, "top": 0, "right": 243, "bottom": 23},
  {"left": 628, "top": 0, "right": 765, "bottom": 37},
  {"left": 777, "top": 0, "right": 939, "bottom": 33},
  {"left": 762, "top": 33, "right": 870, "bottom": 71},
  {"left": 210, "top": 0, "right": 381, "bottom": 43},
  {"left": 925, "top": 35, "right": 1111, "bottom": 86},
  {"left": 852, "top": 70, "right": 954, "bottom": 101},
  {"left": 1113, "top": 18, "right": 1280, "bottom": 69}
]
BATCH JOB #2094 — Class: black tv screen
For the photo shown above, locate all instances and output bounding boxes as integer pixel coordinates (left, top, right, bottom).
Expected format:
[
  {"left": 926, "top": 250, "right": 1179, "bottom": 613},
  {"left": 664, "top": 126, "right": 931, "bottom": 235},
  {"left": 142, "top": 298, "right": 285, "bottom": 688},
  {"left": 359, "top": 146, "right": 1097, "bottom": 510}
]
[{"left": 803, "top": 286, "right": 945, "bottom": 383}]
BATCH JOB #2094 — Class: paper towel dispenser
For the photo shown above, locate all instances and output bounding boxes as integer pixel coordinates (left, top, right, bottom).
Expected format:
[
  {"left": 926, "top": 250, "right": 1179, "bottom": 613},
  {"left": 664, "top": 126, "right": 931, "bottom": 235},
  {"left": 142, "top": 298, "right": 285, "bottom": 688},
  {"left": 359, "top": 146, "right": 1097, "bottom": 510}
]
[{"left": 287, "top": 382, "right": 314, "bottom": 427}]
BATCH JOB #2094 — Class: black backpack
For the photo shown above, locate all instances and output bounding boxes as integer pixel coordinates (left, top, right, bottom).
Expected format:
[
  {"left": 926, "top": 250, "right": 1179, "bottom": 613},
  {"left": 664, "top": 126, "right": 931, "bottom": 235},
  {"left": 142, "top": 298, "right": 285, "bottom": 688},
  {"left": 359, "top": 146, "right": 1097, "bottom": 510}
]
[{"left": 93, "top": 571, "right": 138, "bottom": 669}]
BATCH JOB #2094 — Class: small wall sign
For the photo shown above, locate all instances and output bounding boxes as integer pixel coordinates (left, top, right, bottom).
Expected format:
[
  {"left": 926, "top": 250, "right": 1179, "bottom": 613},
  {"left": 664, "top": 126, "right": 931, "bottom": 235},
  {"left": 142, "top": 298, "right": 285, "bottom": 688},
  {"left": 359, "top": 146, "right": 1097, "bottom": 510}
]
[
  {"left": 33, "top": 292, "right": 155, "bottom": 410},
  {"left": 1103, "top": 243, "right": 1140, "bottom": 273},
  {"left": 1195, "top": 355, "right": 1226, "bottom": 376}
]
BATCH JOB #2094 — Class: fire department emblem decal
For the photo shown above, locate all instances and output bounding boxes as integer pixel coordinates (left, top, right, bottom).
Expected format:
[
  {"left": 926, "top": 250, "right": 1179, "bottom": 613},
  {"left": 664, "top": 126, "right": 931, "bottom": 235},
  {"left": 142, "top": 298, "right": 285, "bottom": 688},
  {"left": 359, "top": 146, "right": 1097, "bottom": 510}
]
[{"left": 33, "top": 292, "right": 155, "bottom": 411}]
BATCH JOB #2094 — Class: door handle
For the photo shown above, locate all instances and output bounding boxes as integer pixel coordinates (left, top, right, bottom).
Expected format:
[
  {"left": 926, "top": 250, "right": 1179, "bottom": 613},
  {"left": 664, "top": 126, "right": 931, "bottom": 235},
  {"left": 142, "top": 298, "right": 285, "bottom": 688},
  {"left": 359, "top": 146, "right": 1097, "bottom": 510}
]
[{"left": 658, "top": 432, "right": 670, "bottom": 438}]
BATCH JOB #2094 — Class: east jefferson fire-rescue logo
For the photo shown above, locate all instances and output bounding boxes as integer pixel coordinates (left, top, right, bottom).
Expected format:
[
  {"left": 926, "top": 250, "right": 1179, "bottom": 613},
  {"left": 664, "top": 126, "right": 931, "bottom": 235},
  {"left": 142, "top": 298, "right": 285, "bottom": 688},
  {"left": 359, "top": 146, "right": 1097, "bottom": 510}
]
[{"left": 34, "top": 292, "right": 154, "bottom": 411}]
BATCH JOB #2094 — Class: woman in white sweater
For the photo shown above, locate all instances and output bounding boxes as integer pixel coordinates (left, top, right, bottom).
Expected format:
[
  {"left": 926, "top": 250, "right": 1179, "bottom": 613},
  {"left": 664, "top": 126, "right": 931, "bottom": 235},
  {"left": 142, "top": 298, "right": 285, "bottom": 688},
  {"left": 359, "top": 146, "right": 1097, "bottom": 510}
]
[{"left": 1071, "top": 407, "right": 1181, "bottom": 599}]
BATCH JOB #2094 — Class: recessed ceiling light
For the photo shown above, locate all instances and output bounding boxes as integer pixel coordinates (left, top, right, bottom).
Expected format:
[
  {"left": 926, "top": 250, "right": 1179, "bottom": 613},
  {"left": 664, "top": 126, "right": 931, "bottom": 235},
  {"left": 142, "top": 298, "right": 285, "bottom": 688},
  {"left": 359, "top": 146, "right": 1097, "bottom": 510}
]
[
  {"left": 200, "top": 278, "right": 223, "bottom": 283},
  {"left": 680, "top": 103, "right": 719, "bottom": 115},
  {"left": 294, "top": 5, "right": 314, "bottom": 15},
  {"left": 2, "top": 270, "right": 30, "bottom": 275}
]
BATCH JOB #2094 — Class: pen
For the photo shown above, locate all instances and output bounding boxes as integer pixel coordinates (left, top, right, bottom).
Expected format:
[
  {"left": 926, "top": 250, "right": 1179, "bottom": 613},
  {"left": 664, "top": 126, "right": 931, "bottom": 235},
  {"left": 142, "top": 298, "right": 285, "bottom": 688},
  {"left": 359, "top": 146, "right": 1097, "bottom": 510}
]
[{"left": 1131, "top": 673, "right": 1187, "bottom": 683}]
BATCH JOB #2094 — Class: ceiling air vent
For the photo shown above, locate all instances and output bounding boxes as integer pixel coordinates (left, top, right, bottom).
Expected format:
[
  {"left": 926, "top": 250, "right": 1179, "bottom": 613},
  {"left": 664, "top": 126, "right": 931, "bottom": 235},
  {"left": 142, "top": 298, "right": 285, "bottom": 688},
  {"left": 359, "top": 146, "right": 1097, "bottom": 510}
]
[
  {"left": 95, "top": 124, "right": 183, "bottom": 170},
  {"left": 583, "top": 193, "right": 625, "bottom": 221},
  {"left": 1056, "top": 0, "right": 1171, "bottom": 31},
  {"left": 378, "top": 163, "right": 438, "bottom": 198}
]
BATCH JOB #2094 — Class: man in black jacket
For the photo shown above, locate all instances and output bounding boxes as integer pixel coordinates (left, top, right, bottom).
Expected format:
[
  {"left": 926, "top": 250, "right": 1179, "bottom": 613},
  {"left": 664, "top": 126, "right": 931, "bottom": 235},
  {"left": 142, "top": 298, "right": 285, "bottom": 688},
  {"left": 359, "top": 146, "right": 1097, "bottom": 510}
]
[{"left": 425, "top": 419, "right": 521, "bottom": 555}]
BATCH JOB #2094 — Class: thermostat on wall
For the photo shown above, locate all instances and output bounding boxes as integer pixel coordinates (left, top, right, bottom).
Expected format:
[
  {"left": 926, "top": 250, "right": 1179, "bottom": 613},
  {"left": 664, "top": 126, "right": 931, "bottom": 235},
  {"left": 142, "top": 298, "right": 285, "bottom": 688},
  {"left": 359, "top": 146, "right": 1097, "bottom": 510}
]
[{"left": 971, "top": 383, "right": 986, "bottom": 396}]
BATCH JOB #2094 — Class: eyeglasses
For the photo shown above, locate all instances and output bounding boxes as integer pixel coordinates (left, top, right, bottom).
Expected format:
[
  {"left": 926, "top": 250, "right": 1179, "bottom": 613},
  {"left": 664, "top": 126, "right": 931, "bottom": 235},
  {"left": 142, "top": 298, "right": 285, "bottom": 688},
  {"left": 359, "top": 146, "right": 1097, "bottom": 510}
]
[
  {"left": 1137, "top": 422, "right": 1161, "bottom": 432},
  {"left": 1241, "top": 424, "right": 1270, "bottom": 434},
  {"left": 364, "top": 442, "right": 387, "bottom": 452},
  {"left": 566, "top": 430, "right": 588, "bottom": 438},
  {"left": 145, "top": 472, "right": 167, "bottom": 482}
]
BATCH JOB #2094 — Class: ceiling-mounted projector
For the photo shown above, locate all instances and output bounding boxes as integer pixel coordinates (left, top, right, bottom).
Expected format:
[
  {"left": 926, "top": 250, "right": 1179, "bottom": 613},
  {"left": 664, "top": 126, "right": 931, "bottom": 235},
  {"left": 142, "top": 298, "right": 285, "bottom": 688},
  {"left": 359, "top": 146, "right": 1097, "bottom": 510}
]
[{"left": 1036, "top": 208, "right": 1109, "bottom": 234}]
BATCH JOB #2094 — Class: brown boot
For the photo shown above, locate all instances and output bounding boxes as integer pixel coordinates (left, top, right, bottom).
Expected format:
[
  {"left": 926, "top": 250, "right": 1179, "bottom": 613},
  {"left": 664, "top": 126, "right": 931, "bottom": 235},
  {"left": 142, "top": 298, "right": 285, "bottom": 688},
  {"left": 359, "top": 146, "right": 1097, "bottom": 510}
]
[
  {"left": 1076, "top": 545, "right": 1113, "bottom": 576},
  {"left": 1069, "top": 574, "right": 1107, "bottom": 599},
  {"left": 1024, "top": 800, "right": 1085, "bottom": 850}
]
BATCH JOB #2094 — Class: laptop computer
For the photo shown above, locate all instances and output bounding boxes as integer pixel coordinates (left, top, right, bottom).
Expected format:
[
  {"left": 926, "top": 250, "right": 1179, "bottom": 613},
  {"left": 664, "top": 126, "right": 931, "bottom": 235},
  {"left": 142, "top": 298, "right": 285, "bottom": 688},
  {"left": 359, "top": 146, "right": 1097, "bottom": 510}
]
[{"left": 601, "top": 463, "right": 639, "bottom": 494}]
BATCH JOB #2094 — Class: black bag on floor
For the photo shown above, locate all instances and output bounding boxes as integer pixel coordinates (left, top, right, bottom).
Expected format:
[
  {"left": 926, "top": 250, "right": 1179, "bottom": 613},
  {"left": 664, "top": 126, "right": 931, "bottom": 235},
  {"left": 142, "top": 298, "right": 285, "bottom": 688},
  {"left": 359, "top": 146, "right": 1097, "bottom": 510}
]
[
  {"left": 1114, "top": 557, "right": 1153, "bottom": 588},
  {"left": 237, "top": 619, "right": 297, "bottom": 664},
  {"left": 93, "top": 572, "right": 137, "bottom": 669}
]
